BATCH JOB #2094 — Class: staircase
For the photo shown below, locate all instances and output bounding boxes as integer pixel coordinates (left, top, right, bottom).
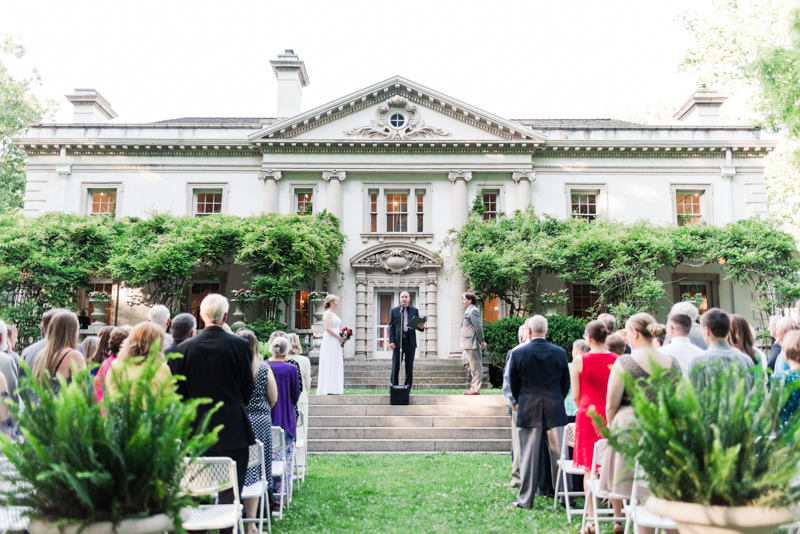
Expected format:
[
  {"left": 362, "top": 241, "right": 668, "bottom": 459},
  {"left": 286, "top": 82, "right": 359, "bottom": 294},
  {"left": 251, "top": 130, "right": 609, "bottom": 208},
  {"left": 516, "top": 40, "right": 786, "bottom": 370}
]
[
  {"left": 311, "top": 358, "right": 480, "bottom": 390},
  {"left": 307, "top": 394, "right": 511, "bottom": 453}
]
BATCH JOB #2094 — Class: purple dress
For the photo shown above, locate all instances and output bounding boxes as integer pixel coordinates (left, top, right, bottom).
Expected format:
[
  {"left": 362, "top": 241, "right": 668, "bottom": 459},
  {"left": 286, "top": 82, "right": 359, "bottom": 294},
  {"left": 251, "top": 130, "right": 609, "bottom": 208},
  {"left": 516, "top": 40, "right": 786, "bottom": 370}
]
[{"left": 270, "top": 360, "right": 300, "bottom": 495}]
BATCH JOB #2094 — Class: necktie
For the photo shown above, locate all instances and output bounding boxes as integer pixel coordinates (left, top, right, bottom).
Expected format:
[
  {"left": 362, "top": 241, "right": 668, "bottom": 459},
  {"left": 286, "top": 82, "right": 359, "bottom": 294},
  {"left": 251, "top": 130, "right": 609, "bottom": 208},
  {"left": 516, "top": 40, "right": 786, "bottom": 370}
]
[{"left": 403, "top": 306, "right": 408, "bottom": 333}]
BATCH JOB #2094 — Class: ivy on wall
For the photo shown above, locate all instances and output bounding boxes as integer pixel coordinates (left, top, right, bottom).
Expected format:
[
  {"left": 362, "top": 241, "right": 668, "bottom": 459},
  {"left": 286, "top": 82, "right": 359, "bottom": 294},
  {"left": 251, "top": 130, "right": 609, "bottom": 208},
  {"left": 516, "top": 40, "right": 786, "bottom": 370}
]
[{"left": 447, "top": 208, "right": 800, "bottom": 325}]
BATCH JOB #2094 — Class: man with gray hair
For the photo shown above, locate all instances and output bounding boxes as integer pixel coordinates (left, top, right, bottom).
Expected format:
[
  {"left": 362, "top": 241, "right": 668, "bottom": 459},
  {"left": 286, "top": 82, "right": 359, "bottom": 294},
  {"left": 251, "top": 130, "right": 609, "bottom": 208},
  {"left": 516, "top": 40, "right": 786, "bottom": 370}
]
[
  {"left": 664, "top": 301, "right": 708, "bottom": 350},
  {"left": 174, "top": 294, "right": 254, "bottom": 533},
  {"left": 148, "top": 305, "right": 173, "bottom": 346},
  {"left": 509, "top": 315, "right": 570, "bottom": 509},
  {"left": 164, "top": 313, "right": 196, "bottom": 374}
]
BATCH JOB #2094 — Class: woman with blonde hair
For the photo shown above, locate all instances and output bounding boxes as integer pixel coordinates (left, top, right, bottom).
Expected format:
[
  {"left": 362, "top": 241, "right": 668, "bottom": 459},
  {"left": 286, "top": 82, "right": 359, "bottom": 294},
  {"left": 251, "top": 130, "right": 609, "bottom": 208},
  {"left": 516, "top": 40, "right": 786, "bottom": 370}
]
[
  {"left": 105, "top": 323, "right": 172, "bottom": 398},
  {"left": 32, "top": 311, "right": 85, "bottom": 392},
  {"left": 237, "top": 328, "right": 278, "bottom": 533},
  {"left": 82, "top": 336, "right": 100, "bottom": 365},
  {"left": 316, "top": 294, "right": 344, "bottom": 395},
  {"left": 94, "top": 326, "right": 132, "bottom": 403}
]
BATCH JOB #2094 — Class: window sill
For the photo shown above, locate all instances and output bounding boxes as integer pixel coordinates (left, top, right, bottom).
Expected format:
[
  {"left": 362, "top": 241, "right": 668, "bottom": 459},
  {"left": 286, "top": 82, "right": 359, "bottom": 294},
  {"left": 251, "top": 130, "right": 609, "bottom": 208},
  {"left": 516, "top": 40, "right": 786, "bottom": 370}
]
[{"left": 360, "top": 233, "right": 434, "bottom": 244}]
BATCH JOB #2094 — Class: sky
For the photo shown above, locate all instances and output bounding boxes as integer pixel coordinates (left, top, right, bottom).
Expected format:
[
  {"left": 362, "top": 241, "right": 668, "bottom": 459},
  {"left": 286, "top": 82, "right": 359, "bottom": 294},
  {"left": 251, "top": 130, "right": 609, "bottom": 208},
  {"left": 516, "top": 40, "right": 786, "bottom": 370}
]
[{"left": 3, "top": 0, "right": 729, "bottom": 124}]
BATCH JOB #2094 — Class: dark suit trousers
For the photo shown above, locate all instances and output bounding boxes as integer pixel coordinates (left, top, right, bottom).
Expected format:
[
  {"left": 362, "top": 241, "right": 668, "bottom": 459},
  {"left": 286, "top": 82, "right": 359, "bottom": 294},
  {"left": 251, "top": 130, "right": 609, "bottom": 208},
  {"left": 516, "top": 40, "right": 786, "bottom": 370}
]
[
  {"left": 391, "top": 337, "right": 415, "bottom": 386},
  {"left": 516, "top": 426, "right": 564, "bottom": 508}
]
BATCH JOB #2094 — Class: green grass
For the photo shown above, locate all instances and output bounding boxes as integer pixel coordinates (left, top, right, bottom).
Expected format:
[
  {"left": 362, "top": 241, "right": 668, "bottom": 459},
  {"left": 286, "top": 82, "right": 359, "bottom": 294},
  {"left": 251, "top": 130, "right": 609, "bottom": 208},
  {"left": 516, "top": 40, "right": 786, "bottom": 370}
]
[
  {"left": 309, "top": 389, "right": 504, "bottom": 395},
  {"left": 278, "top": 454, "right": 575, "bottom": 533}
]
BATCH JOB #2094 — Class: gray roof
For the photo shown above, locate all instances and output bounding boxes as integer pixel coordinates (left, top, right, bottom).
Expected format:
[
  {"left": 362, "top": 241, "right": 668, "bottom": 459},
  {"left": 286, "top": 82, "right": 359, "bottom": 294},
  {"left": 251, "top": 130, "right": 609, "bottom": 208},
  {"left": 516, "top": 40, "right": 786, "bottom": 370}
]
[
  {"left": 150, "top": 117, "right": 277, "bottom": 126},
  {"left": 511, "top": 118, "right": 646, "bottom": 128}
]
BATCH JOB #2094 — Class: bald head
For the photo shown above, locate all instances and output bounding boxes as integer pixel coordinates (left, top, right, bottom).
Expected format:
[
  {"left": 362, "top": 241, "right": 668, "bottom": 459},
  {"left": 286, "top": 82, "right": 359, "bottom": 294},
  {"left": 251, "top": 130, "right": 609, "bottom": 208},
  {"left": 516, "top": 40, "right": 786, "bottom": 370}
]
[{"left": 526, "top": 315, "right": 548, "bottom": 338}]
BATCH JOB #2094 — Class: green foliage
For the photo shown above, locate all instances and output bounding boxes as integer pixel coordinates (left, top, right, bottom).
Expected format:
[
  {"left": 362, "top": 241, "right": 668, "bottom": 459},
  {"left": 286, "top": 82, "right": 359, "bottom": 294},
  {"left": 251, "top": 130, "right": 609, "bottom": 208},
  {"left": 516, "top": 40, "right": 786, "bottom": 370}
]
[
  {"left": 483, "top": 316, "right": 525, "bottom": 369},
  {"left": 592, "top": 365, "right": 800, "bottom": 507},
  {"left": 545, "top": 315, "right": 587, "bottom": 357},
  {"left": 232, "top": 318, "right": 286, "bottom": 344},
  {"left": 0, "top": 34, "right": 57, "bottom": 213},
  {"left": 448, "top": 208, "right": 800, "bottom": 327},
  {"left": 0, "top": 352, "right": 221, "bottom": 529}
]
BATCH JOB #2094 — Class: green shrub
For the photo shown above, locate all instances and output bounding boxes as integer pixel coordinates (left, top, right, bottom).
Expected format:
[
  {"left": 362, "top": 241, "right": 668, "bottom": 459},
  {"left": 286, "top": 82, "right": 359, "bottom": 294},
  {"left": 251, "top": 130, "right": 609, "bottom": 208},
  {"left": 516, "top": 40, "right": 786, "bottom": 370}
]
[
  {"left": 484, "top": 316, "right": 525, "bottom": 369},
  {"left": 232, "top": 318, "right": 287, "bottom": 343},
  {"left": 0, "top": 351, "right": 221, "bottom": 529},
  {"left": 546, "top": 315, "right": 587, "bottom": 358}
]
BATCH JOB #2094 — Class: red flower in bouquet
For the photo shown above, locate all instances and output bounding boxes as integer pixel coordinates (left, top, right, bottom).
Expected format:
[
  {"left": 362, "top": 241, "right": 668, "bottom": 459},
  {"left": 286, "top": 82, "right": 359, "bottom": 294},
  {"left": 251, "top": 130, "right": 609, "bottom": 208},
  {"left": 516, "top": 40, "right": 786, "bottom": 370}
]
[{"left": 340, "top": 327, "right": 353, "bottom": 347}]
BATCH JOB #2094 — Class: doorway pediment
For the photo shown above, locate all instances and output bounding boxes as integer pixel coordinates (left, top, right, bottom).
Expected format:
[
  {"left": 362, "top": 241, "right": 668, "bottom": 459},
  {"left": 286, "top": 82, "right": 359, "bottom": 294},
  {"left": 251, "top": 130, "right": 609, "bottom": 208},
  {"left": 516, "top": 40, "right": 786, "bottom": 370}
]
[{"left": 350, "top": 242, "right": 442, "bottom": 274}]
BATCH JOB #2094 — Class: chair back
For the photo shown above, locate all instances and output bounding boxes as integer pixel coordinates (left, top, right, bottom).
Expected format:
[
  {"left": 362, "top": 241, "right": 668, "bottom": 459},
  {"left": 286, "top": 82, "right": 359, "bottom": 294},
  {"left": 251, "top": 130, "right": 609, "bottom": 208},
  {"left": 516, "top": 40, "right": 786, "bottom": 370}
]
[
  {"left": 181, "top": 458, "right": 236, "bottom": 496},
  {"left": 272, "top": 426, "right": 286, "bottom": 456},
  {"left": 588, "top": 438, "right": 608, "bottom": 480},
  {"left": 564, "top": 423, "right": 576, "bottom": 447},
  {"left": 247, "top": 439, "right": 264, "bottom": 469}
]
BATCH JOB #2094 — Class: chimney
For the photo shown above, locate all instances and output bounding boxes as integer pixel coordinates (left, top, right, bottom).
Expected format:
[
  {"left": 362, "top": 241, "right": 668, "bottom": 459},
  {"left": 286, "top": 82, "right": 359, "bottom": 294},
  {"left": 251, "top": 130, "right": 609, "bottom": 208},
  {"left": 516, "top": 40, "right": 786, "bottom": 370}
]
[
  {"left": 65, "top": 89, "right": 117, "bottom": 123},
  {"left": 673, "top": 84, "right": 728, "bottom": 126},
  {"left": 270, "top": 50, "right": 309, "bottom": 119}
]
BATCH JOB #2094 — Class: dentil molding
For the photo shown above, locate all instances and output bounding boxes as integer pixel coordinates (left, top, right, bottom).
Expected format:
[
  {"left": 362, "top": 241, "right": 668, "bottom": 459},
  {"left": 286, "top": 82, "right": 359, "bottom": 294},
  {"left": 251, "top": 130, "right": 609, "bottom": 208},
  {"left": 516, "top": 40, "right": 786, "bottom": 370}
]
[{"left": 344, "top": 95, "right": 451, "bottom": 141}]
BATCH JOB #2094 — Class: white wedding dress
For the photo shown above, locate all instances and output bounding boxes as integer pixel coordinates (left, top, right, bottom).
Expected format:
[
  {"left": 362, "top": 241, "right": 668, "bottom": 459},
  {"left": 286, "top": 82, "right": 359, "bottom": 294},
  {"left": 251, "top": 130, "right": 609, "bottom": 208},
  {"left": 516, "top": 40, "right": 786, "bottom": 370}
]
[{"left": 316, "top": 310, "right": 344, "bottom": 395}]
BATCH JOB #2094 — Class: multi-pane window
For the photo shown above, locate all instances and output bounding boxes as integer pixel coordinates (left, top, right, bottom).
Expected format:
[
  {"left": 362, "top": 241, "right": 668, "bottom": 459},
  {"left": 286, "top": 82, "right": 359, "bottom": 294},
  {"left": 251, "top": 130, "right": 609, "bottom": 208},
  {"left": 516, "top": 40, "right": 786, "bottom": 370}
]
[
  {"left": 676, "top": 191, "right": 703, "bottom": 226},
  {"left": 416, "top": 192, "right": 424, "bottom": 232},
  {"left": 679, "top": 281, "right": 710, "bottom": 314},
  {"left": 571, "top": 193, "right": 597, "bottom": 221},
  {"left": 483, "top": 193, "right": 498, "bottom": 221},
  {"left": 294, "top": 290, "right": 310, "bottom": 329},
  {"left": 386, "top": 193, "right": 408, "bottom": 232},
  {"left": 572, "top": 284, "right": 599, "bottom": 319},
  {"left": 190, "top": 283, "right": 219, "bottom": 329},
  {"left": 296, "top": 191, "right": 312, "bottom": 216},
  {"left": 483, "top": 295, "right": 499, "bottom": 324},
  {"left": 370, "top": 192, "right": 378, "bottom": 232},
  {"left": 88, "top": 190, "right": 116, "bottom": 216},
  {"left": 194, "top": 190, "right": 223, "bottom": 217}
]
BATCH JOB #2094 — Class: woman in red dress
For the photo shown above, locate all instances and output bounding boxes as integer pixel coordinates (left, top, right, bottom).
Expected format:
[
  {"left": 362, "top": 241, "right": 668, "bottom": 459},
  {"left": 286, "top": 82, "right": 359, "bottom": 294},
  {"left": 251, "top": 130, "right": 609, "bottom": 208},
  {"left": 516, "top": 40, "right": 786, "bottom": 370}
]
[{"left": 570, "top": 320, "right": 618, "bottom": 534}]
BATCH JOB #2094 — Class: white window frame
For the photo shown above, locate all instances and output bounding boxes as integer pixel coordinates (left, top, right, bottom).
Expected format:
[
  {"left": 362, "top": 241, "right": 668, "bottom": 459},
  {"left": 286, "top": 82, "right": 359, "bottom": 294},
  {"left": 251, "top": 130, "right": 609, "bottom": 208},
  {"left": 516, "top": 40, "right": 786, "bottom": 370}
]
[
  {"left": 80, "top": 182, "right": 123, "bottom": 218},
  {"left": 476, "top": 185, "right": 505, "bottom": 220},
  {"left": 186, "top": 182, "right": 229, "bottom": 217},
  {"left": 670, "top": 184, "right": 713, "bottom": 226},
  {"left": 565, "top": 183, "right": 607, "bottom": 220},
  {"left": 288, "top": 183, "right": 318, "bottom": 216},
  {"left": 361, "top": 183, "right": 433, "bottom": 243}
]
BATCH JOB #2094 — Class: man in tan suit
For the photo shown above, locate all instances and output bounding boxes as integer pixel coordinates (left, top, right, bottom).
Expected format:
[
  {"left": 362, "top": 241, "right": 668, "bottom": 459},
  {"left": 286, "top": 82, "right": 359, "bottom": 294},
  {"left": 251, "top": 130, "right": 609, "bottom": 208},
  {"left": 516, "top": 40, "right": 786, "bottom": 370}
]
[{"left": 461, "top": 291, "right": 486, "bottom": 395}]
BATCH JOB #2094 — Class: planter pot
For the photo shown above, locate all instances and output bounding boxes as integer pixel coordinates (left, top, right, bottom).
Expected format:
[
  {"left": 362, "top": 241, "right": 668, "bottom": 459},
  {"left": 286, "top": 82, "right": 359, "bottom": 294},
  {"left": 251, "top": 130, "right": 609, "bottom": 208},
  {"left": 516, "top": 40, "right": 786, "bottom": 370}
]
[
  {"left": 231, "top": 301, "right": 246, "bottom": 327},
  {"left": 29, "top": 508, "right": 190, "bottom": 534},
  {"left": 542, "top": 301, "right": 558, "bottom": 316},
  {"left": 311, "top": 299, "right": 325, "bottom": 324},
  {"left": 646, "top": 496, "right": 795, "bottom": 534},
  {"left": 89, "top": 298, "right": 109, "bottom": 327}
]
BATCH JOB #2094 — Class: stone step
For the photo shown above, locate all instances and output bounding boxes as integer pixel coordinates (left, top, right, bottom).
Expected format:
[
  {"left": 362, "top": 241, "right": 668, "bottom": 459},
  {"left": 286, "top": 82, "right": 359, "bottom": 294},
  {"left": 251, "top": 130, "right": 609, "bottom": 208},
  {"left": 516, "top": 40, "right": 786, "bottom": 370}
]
[
  {"left": 311, "top": 426, "right": 511, "bottom": 440},
  {"left": 309, "top": 415, "right": 509, "bottom": 428},
  {"left": 310, "top": 394, "right": 507, "bottom": 405},
  {"left": 310, "top": 404, "right": 507, "bottom": 416},
  {"left": 321, "top": 376, "right": 468, "bottom": 385},
  {"left": 316, "top": 360, "right": 468, "bottom": 367},
  {"left": 312, "top": 370, "right": 467, "bottom": 378},
  {"left": 311, "top": 383, "right": 474, "bottom": 390},
  {"left": 308, "top": 438, "right": 509, "bottom": 453}
]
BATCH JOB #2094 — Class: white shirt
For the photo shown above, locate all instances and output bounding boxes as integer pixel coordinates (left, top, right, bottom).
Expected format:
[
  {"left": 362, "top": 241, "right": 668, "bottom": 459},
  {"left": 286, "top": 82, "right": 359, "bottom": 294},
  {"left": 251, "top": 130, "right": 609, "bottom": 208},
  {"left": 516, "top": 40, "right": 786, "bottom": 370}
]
[{"left": 658, "top": 336, "right": 706, "bottom": 376}]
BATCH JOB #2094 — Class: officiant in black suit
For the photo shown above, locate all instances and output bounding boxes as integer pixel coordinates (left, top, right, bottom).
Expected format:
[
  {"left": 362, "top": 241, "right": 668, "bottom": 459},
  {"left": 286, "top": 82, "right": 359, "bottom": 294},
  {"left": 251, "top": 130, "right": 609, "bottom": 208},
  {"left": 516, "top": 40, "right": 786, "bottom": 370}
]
[{"left": 389, "top": 291, "right": 424, "bottom": 387}]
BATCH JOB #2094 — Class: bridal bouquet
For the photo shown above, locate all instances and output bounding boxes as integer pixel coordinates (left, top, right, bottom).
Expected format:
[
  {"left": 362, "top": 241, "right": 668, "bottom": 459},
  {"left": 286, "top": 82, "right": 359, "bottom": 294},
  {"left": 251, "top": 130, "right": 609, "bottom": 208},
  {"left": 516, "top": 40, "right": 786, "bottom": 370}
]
[{"left": 341, "top": 327, "right": 353, "bottom": 347}]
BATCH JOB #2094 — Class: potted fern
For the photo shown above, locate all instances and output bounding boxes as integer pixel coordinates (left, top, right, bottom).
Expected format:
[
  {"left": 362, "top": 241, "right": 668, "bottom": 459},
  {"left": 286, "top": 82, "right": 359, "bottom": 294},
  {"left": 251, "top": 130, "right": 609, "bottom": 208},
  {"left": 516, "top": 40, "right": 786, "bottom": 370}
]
[
  {"left": 594, "top": 366, "right": 800, "bottom": 534},
  {"left": 0, "top": 351, "right": 221, "bottom": 534}
]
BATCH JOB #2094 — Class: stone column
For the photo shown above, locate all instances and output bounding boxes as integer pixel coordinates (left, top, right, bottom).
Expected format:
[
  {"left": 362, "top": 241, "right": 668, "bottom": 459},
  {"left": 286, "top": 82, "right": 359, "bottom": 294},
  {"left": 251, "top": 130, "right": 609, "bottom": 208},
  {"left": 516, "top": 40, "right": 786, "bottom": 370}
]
[
  {"left": 512, "top": 170, "right": 536, "bottom": 211},
  {"left": 448, "top": 170, "right": 471, "bottom": 358},
  {"left": 323, "top": 170, "right": 347, "bottom": 302},
  {"left": 258, "top": 169, "right": 282, "bottom": 213},
  {"left": 355, "top": 270, "right": 368, "bottom": 359},
  {"left": 425, "top": 269, "right": 438, "bottom": 359},
  {"left": 721, "top": 149, "right": 736, "bottom": 223}
]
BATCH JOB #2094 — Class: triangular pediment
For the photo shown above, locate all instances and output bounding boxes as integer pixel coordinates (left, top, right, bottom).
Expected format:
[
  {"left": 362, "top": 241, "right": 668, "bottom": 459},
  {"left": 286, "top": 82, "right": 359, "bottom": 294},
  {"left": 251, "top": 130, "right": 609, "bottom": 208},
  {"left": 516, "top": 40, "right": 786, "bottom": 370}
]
[{"left": 248, "top": 76, "right": 547, "bottom": 143}]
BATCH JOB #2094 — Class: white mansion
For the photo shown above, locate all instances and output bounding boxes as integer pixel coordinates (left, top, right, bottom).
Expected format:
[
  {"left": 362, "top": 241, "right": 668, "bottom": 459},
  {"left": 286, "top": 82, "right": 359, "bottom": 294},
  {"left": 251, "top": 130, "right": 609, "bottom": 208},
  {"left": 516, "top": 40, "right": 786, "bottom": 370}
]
[{"left": 16, "top": 50, "right": 777, "bottom": 359}]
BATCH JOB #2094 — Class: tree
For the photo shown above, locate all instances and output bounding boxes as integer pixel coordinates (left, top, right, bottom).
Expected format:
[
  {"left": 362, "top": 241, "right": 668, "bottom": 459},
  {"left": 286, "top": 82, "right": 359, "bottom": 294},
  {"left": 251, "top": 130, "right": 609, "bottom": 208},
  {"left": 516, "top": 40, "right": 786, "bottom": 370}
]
[{"left": 0, "top": 34, "right": 57, "bottom": 212}]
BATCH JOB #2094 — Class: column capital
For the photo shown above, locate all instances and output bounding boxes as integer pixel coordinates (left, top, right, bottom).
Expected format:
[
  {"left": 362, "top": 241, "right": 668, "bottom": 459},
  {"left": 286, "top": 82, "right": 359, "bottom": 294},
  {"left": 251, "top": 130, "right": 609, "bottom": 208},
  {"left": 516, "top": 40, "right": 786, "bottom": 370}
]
[
  {"left": 720, "top": 165, "right": 736, "bottom": 180},
  {"left": 448, "top": 170, "right": 472, "bottom": 182},
  {"left": 258, "top": 169, "right": 282, "bottom": 181},
  {"left": 322, "top": 170, "right": 347, "bottom": 181},
  {"left": 512, "top": 170, "right": 536, "bottom": 182}
]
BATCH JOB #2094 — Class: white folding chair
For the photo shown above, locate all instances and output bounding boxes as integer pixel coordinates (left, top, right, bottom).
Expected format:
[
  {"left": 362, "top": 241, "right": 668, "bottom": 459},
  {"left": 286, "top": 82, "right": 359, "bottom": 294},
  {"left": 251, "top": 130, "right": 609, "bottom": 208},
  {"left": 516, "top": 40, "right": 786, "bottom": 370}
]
[
  {"left": 0, "top": 506, "right": 29, "bottom": 532},
  {"left": 623, "top": 461, "right": 676, "bottom": 534},
  {"left": 581, "top": 439, "right": 630, "bottom": 533},
  {"left": 242, "top": 440, "right": 271, "bottom": 534},
  {"left": 271, "top": 426, "right": 288, "bottom": 519},
  {"left": 180, "top": 457, "right": 244, "bottom": 534},
  {"left": 293, "top": 410, "right": 307, "bottom": 488},
  {"left": 0, "top": 457, "right": 31, "bottom": 502},
  {"left": 553, "top": 422, "right": 586, "bottom": 522}
]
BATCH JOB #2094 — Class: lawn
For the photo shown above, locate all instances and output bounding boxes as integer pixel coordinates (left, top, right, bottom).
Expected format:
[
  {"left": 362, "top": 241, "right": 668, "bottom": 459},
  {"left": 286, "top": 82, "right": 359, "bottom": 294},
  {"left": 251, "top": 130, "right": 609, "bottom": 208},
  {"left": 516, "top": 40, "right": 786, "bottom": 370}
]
[{"left": 277, "top": 453, "right": 576, "bottom": 533}]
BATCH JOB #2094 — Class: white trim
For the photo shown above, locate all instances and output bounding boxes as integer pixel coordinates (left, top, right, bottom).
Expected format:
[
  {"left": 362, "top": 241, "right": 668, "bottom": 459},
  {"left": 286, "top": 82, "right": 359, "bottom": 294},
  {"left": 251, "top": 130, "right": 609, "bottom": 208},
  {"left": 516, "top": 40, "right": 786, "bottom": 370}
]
[
  {"left": 564, "top": 183, "right": 608, "bottom": 219},
  {"left": 80, "top": 181, "right": 123, "bottom": 218},
  {"left": 362, "top": 182, "right": 432, "bottom": 240},
  {"left": 185, "top": 182, "right": 230, "bottom": 216},
  {"left": 288, "top": 182, "right": 319, "bottom": 215},
  {"left": 475, "top": 184, "right": 506, "bottom": 218},
  {"left": 670, "top": 183, "right": 714, "bottom": 225}
]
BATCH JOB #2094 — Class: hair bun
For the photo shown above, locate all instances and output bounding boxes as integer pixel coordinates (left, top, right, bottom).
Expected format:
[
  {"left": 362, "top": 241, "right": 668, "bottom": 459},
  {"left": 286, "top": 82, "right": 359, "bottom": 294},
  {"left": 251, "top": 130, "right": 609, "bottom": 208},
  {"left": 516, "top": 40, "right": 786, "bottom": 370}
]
[{"left": 647, "top": 323, "right": 667, "bottom": 338}]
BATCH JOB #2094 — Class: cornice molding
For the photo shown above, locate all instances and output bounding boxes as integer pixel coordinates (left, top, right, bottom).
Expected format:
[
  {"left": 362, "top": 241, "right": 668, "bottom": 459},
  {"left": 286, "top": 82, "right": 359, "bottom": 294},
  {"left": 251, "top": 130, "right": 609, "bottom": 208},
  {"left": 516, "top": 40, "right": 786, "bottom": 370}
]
[
  {"left": 448, "top": 170, "right": 472, "bottom": 182},
  {"left": 322, "top": 170, "right": 347, "bottom": 181},
  {"left": 344, "top": 95, "right": 451, "bottom": 140},
  {"left": 512, "top": 170, "right": 536, "bottom": 182},
  {"left": 258, "top": 169, "right": 282, "bottom": 181}
]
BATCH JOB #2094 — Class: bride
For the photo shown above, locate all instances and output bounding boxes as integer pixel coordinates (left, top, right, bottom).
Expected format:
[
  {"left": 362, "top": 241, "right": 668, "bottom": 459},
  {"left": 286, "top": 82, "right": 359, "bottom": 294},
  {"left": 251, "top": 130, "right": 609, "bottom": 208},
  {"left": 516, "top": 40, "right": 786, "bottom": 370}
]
[{"left": 316, "top": 294, "right": 344, "bottom": 395}]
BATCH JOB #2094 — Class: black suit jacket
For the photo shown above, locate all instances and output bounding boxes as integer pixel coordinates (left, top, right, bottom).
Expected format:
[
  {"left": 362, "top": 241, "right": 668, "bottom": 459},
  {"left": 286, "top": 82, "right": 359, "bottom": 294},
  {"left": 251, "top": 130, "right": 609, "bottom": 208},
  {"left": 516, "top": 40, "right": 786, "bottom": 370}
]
[
  {"left": 173, "top": 326, "right": 255, "bottom": 451},
  {"left": 509, "top": 337, "right": 570, "bottom": 429},
  {"left": 388, "top": 305, "right": 420, "bottom": 350},
  {"left": 164, "top": 340, "right": 185, "bottom": 375}
]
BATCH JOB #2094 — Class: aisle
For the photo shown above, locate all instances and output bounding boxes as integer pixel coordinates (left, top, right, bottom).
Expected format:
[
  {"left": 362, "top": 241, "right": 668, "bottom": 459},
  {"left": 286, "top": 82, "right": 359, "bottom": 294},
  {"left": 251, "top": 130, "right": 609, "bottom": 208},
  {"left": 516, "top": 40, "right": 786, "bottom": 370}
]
[{"left": 277, "top": 453, "right": 574, "bottom": 534}]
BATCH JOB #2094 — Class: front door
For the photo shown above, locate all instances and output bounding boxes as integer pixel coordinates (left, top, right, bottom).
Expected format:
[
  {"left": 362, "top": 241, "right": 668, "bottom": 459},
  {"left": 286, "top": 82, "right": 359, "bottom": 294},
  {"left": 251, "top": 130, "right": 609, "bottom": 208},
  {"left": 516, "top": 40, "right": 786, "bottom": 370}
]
[{"left": 374, "top": 289, "right": 417, "bottom": 358}]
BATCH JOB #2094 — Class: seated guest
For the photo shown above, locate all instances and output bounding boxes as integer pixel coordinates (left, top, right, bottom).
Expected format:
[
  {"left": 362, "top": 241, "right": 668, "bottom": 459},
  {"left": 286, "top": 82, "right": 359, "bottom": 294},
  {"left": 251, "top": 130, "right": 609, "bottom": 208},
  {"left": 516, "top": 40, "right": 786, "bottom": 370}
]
[
  {"left": 773, "top": 318, "right": 800, "bottom": 375},
  {"left": 287, "top": 333, "right": 311, "bottom": 478},
  {"left": 148, "top": 305, "right": 173, "bottom": 347},
  {"left": 6, "top": 325, "right": 18, "bottom": 360},
  {"left": 94, "top": 326, "right": 132, "bottom": 403},
  {"left": 0, "top": 372, "right": 10, "bottom": 437},
  {"left": 32, "top": 312, "right": 85, "bottom": 393},
  {"left": 82, "top": 336, "right": 100, "bottom": 364},
  {"left": 598, "top": 313, "right": 629, "bottom": 354},
  {"left": 768, "top": 315, "right": 783, "bottom": 370},
  {"left": 571, "top": 320, "right": 617, "bottom": 525},
  {"left": 0, "top": 321, "right": 19, "bottom": 405},
  {"left": 778, "top": 330, "right": 800, "bottom": 425},
  {"left": 564, "top": 339, "right": 588, "bottom": 416},
  {"left": 22, "top": 308, "right": 85, "bottom": 371},
  {"left": 605, "top": 334, "right": 626, "bottom": 356},
  {"left": 105, "top": 323, "right": 172, "bottom": 398},
  {"left": 502, "top": 323, "right": 532, "bottom": 488},
  {"left": 659, "top": 313, "right": 705, "bottom": 376},
  {"left": 690, "top": 308, "right": 754, "bottom": 391},
  {"left": 237, "top": 329, "right": 278, "bottom": 534},
  {"left": 601, "top": 314, "right": 681, "bottom": 534},
  {"left": 268, "top": 337, "right": 300, "bottom": 502},
  {"left": 728, "top": 314, "right": 767, "bottom": 370},
  {"left": 78, "top": 310, "right": 91, "bottom": 330},
  {"left": 664, "top": 301, "right": 708, "bottom": 350},
  {"left": 164, "top": 313, "right": 196, "bottom": 374}
]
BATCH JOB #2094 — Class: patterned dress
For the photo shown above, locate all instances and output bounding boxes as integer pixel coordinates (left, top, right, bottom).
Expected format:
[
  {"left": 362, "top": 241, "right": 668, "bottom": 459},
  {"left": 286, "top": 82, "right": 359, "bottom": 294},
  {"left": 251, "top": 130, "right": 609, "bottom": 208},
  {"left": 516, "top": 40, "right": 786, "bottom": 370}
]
[{"left": 245, "top": 362, "right": 273, "bottom": 489}]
